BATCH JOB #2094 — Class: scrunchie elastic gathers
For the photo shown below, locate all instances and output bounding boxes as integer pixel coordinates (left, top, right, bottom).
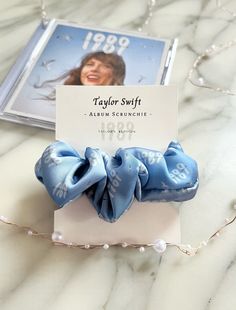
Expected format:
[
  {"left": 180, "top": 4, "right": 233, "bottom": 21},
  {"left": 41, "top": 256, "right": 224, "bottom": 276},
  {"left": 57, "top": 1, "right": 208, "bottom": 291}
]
[{"left": 35, "top": 141, "right": 199, "bottom": 222}]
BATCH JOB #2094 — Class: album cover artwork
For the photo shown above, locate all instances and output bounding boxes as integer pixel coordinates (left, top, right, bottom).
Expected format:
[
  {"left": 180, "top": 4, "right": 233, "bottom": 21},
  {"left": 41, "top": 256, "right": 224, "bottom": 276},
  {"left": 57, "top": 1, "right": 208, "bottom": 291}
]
[{"left": 0, "top": 19, "right": 177, "bottom": 129}]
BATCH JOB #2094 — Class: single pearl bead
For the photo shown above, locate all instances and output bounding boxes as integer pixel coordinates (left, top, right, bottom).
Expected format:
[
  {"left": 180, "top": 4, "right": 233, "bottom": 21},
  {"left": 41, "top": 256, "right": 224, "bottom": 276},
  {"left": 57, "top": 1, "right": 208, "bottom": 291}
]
[
  {"left": 51, "top": 231, "right": 63, "bottom": 242},
  {"left": 215, "top": 232, "right": 220, "bottom": 237},
  {"left": 0, "top": 215, "right": 8, "bottom": 222},
  {"left": 153, "top": 239, "right": 167, "bottom": 253},
  {"left": 200, "top": 241, "right": 207, "bottom": 247},
  {"left": 122, "top": 242, "right": 128, "bottom": 248},
  {"left": 85, "top": 244, "right": 90, "bottom": 249},
  {"left": 103, "top": 244, "right": 109, "bottom": 250},
  {"left": 27, "top": 230, "right": 33, "bottom": 236},
  {"left": 139, "top": 246, "right": 145, "bottom": 253},
  {"left": 225, "top": 218, "right": 230, "bottom": 223},
  {"left": 198, "top": 77, "right": 204, "bottom": 85}
]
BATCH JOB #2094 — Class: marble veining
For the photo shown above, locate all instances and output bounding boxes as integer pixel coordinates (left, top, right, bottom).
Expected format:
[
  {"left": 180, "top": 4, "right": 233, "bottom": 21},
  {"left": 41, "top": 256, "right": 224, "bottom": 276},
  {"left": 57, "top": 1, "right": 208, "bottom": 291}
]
[{"left": 1, "top": 0, "right": 236, "bottom": 309}]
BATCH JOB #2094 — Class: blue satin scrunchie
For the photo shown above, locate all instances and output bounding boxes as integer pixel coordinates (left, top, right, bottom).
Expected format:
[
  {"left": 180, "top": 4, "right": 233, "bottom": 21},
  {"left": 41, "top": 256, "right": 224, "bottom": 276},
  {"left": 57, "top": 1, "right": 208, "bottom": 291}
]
[{"left": 35, "top": 141, "right": 199, "bottom": 222}]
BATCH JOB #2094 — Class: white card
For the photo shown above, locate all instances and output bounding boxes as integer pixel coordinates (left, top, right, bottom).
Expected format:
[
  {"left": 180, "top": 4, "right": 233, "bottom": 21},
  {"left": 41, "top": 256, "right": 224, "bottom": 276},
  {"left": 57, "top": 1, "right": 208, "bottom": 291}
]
[
  {"left": 55, "top": 85, "right": 180, "bottom": 245},
  {"left": 56, "top": 85, "right": 177, "bottom": 153}
]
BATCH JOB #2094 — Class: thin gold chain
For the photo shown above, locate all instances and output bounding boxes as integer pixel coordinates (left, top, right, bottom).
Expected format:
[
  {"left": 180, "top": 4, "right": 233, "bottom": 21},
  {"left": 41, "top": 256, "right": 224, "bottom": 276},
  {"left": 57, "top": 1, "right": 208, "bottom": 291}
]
[
  {"left": 40, "top": 0, "right": 49, "bottom": 27},
  {"left": 188, "top": 40, "right": 236, "bottom": 96},
  {"left": 1, "top": 201, "right": 236, "bottom": 255},
  {"left": 188, "top": 1, "right": 236, "bottom": 95},
  {"left": 39, "top": 0, "right": 158, "bottom": 30},
  {"left": 216, "top": 0, "right": 236, "bottom": 18}
]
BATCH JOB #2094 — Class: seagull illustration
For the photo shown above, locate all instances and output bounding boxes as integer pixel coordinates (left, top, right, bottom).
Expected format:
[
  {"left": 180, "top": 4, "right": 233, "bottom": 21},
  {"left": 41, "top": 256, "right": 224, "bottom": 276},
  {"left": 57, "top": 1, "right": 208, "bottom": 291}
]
[
  {"left": 138, "top": 75, "right": 146, "bottom": 83},
  {"left": 62, "top": 34, "right": 73, "bottom": 41},
  {"left": 56, "top": 34, "right": 73, "bottom": 42},
  {"left": 41, "top": 59, "right": 56, "bottom": 71}
]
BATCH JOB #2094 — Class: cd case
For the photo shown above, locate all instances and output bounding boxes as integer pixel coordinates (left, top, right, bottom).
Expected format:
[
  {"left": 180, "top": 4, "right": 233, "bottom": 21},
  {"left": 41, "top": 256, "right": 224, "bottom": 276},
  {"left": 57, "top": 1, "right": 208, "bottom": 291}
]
[{"left": 0, "top": 19, "right": 178, "bottom": 130}]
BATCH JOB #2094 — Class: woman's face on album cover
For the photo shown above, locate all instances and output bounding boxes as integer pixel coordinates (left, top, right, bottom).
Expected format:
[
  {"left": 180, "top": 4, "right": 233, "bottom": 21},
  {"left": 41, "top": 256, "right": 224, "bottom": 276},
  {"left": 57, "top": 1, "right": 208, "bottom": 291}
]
[{"left": 80, "top": 58, "right": 114, "bottom": 85}]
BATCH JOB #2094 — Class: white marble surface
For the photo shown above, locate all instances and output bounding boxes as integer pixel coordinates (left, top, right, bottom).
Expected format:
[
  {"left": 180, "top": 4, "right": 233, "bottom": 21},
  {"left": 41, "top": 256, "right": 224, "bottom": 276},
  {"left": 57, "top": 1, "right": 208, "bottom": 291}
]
[{"left": 1, "top": 0, "right": 236, "bottom": 309}]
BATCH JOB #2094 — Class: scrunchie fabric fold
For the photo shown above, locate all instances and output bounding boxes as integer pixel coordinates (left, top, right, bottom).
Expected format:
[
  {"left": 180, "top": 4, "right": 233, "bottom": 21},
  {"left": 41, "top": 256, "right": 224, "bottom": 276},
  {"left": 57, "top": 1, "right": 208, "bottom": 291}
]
[{"left": 35, "top": 141, "right": 199, "bottom": 222}]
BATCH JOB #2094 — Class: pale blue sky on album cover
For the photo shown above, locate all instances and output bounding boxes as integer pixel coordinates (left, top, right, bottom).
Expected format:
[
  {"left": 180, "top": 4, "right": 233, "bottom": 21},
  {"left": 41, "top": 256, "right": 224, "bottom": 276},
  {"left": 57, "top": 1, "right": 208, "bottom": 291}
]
[
  {"left": 30, "top": 24, "right": 165, "bottom": 84},
  {"left": 11, "top": 24, "right": 166, "bottom": 120}
]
